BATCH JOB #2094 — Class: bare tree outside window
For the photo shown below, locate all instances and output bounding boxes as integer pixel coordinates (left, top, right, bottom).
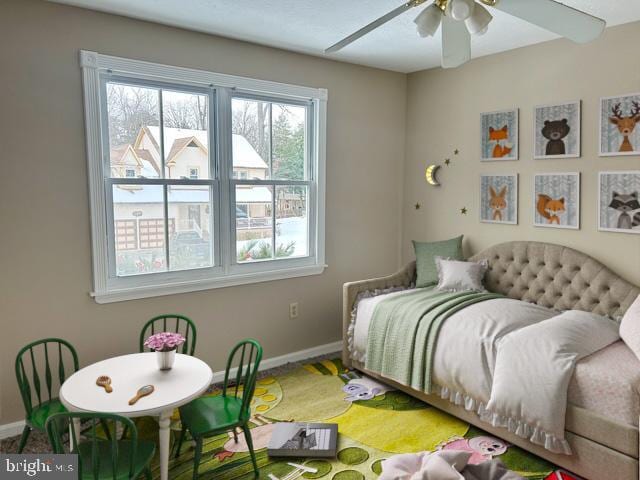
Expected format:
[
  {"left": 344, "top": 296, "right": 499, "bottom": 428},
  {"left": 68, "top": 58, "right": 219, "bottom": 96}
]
[
  {"left": 107, "top": 84, "right": 159, "bottom": 146},
  {"left": 163, "top": 90, "right": 209, "bottom": 130}
]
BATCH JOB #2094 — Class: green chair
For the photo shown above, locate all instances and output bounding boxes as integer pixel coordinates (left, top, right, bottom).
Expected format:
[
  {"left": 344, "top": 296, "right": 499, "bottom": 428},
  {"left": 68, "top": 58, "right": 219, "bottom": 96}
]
[
  {"left": 176, "top": 339, "right": 263, "bottom": 480},
  {"left": 139, "top": 314, "right": 197, "bottom": 356},
  {"left": 15, "top": 338, "right": 79, "bottom": 453},
  {"left": 46, "top": 412, "right": 155, "bottom": 480}
]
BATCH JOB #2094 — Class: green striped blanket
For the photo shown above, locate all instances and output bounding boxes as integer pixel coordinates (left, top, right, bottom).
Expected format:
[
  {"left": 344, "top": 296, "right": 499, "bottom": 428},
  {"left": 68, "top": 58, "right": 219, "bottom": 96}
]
[{"left": 365, "top": 288, "right": 502, "bottom": 393}]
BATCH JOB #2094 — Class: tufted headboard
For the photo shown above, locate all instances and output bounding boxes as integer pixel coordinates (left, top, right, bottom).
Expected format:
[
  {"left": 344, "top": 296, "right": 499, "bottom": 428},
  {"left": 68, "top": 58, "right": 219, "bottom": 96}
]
[{"left": 468, "top": 241, "right": 639, "bottom": 320}]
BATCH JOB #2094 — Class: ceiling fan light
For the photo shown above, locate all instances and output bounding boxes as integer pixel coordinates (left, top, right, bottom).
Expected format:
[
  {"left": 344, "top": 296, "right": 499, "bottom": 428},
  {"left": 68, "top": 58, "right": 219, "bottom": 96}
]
[
  {"left": 465, "top": 3, "right": 492, "bottom": 35},
  {"left": 448, "top": 0, "right": 475, "bottom": 21},
  {"left": 414, "top": 4, "right": 442, "bottom": 37}
]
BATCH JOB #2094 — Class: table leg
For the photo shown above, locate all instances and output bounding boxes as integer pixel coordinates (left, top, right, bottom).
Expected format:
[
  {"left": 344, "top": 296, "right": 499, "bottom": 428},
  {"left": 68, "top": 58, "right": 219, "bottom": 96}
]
[
  {"left": 70, "top": 418, "right": 81, "bottom": 450},
  {"left": 158, "top": 409, "right": 172, "bottom": 480}
]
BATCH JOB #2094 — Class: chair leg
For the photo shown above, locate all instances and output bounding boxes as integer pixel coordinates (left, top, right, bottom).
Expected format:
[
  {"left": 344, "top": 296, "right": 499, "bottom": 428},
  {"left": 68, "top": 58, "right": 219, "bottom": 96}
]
[
  {"left": 241, "top": 424, "right": 259, "bottom": 478},
  {"left": 233, "top": 428, "right": 238, "bottom": 443},
  {"left": 99, "top": 419, "right": 112, "bottom": 441},
  {"left": 143, "top": 467, "right": 152, "bottom": 480},
  {"left": 17, "top": 426, "right": 31, "bottom": 453},
  {"left": 175, "top": 426, "right": 186, "bottom": 459},
  {"left": 192, "top": 437, "right": 203, "bottom": 480}
]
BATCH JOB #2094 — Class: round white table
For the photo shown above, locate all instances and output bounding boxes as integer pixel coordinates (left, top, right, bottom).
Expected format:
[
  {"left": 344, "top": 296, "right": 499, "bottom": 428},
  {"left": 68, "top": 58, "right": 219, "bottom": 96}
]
[{"left": 60, "top": 353, "right": 213, "bottom": 480}]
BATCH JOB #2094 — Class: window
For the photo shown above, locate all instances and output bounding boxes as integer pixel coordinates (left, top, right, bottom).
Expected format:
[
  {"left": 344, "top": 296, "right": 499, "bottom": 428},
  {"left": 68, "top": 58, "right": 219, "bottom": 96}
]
[
  {"left": 81, "top": 51, "right": 326, "bottom": 303},
  {"left": 107, "top": 82, "right": 213, "bottom": 278},
  {"left": 231, "top": 98, "right": 310, "bottom": 262}
]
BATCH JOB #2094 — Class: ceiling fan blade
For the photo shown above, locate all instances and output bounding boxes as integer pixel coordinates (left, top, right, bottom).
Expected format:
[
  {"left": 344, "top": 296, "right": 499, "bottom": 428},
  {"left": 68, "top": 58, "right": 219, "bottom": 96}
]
[
  {"left": 325, "top": 1, "right": 423, "bottom": 53},
  {"left": 489, "top": 0, "right": 605, "bottom": 43},
  {"left": 441, "top": 15, "right": 471, "bottom": 68}
]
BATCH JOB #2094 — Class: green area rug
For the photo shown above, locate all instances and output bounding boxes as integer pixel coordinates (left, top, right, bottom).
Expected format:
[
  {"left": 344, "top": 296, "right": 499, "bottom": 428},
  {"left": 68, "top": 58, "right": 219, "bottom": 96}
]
[{"left": 139, "top": 358, "right": 568, "bottom": 480}]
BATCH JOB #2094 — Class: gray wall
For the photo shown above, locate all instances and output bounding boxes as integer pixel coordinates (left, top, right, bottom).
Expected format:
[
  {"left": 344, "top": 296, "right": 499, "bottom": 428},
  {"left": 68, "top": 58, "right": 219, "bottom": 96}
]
[
  {"left": 0, "top": 0, "right": 407, "bottom": 423},
  {"left": 403, "top": 22, "right": 640, "bottom": 287}
]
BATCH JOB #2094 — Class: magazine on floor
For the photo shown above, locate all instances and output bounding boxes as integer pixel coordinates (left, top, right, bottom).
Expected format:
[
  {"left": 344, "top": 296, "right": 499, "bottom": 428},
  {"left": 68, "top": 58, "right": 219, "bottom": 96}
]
[{"left": 267, "top": 422, "right": 338, "bottom": 458}]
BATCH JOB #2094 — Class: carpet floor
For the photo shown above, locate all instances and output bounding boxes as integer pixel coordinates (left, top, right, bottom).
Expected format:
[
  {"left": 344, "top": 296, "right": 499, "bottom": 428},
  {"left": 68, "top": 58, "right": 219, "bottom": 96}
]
[{"left": 1, "top": 356, "right": 574, "bottom": 480}]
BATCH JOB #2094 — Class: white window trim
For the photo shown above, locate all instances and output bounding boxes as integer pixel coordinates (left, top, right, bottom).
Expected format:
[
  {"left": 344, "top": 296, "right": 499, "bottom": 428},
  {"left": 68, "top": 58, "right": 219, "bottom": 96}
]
[{"left": 80, "top": 50, "right": 327, "bottom": 303}]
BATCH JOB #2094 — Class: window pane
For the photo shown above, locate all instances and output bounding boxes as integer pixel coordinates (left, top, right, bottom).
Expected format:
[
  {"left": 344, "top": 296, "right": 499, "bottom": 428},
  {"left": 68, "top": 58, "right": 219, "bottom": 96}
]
[
  {"left": 162, "top": 90, "right": 211, "bottom": 180},
  {"left": 168, "top": 185, "right": 213, "bottom": 271},
  {"left": 272, "top": 103, "right": 307, "bottom": 180},
  {"left": 236, "top": 184, "right": 273, "bottom": 263},
  {"left": 276, "top": 186, "right": 308, "bottom": 258},
  {"left": 112, "top": 185, "right": 166, "bottom": 276},
  {"left": 231, "top": 98, "right": 271, "bottom": 180},
  {"left": 106, "top": 83, "right": 161, "bottom": 179}
]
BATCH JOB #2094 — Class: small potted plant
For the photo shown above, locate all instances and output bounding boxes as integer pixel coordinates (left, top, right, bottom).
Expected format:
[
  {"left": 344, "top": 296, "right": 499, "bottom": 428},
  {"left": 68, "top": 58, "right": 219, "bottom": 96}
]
[{"left": 144, "top": 332, "right": 185, "bottom": 370}]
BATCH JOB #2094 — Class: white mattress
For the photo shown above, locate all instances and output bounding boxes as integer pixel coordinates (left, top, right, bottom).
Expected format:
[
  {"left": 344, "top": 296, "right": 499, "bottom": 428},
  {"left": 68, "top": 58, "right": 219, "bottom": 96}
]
[{"left": 351, "top": 290, "right": 640, "bottom": 427}]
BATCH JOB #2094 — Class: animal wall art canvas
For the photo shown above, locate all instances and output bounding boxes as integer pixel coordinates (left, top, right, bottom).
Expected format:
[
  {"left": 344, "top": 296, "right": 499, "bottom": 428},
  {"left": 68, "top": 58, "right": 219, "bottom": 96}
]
[
  {"left": 481, "top": 109, "right": 518, "bottom": 161},
  {"left": 599, "top": 171, "right": 640, "bottom": 234},
  {"left": 480, "top": 174, "right": 518, "bottom": 224},
  {"left": 533, "top": 173, "right": 580, "bottom": 229},
  {"left": 600, "top": 93, "right": 640, "bottom": 156},
  {"left": 534, "top": 101, "right": 581, "bottom": 159}
]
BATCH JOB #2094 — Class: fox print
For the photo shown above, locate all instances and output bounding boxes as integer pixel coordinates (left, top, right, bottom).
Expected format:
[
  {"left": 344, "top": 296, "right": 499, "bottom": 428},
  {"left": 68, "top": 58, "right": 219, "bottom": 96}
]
[
  {"left": 537, "top": 194, "right": 566, "bottom": 225},
  {"left": 489, "top": 125, "right": 513, "bottom": 158},
  {"left": 489, "top": 186, "right": 507, "bottom": 221},
  {"left": 608, "top": 191, "right": 640, "bottom": 229}
]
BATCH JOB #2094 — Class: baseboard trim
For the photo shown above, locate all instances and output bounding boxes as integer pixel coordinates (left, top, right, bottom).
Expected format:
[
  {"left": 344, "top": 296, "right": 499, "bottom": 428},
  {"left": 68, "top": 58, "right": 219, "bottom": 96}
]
[
  {"left": 0, "top": 340, "right": 342, "bottom": 440},
  {"left": 211, "top": 340, "right": 342, "bottom": 383},
  {"left": 0, "top": 420, "right": 26, "bottom": 441}
]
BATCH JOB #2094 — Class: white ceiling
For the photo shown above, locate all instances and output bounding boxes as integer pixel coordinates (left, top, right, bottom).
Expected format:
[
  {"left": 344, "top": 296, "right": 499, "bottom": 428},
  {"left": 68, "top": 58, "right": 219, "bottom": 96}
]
[{"left": 49, "top": 0, "right": 640, "bottom": 73}]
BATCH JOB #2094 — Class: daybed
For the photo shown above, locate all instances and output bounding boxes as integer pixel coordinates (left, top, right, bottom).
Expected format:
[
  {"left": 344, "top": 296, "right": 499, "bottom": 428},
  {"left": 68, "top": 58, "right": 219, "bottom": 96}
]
[{"left": 342, "top": 241, "right": 640, "bottom": 480}]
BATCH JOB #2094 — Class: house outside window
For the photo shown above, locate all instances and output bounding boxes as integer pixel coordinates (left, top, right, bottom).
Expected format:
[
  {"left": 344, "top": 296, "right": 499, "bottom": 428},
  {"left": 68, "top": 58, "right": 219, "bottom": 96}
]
[{"left": 81, "top": 51, "right": 327, "bottom": 302}]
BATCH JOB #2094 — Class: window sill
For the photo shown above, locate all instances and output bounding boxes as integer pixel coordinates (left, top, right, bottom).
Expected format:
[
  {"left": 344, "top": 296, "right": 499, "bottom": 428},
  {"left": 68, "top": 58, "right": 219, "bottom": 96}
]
[{"left": 91, "top": 264, "right": 327, "bottom": 304}]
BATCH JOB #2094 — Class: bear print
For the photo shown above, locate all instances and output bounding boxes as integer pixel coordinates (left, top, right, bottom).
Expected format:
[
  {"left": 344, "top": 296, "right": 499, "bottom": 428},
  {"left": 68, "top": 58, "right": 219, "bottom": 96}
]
[{"left": 541, "top": 119, "right": 570, "bottom": 156}]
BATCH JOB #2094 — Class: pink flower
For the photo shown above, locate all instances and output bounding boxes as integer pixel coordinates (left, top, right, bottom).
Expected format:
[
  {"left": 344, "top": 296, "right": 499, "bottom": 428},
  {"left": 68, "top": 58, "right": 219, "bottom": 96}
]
[{"left": 144, "top": 332, "right": 186, "bottom": 352}]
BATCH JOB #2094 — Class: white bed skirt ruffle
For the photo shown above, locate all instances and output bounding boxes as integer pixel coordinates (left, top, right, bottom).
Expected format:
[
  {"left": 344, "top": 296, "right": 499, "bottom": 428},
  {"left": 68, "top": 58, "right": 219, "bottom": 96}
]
[{"left": 434, "top": 385, "right": 572, "bottom": 455}]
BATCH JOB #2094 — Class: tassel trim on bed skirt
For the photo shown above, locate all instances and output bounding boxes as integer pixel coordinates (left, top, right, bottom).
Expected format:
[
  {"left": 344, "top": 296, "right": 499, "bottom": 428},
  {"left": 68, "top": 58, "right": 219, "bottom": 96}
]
[
  {"left": 434, "top": 385, "right": 572, "bottom": 455},
  {"left": 347, "top": 321, "right": 365, "bottom": 363}
]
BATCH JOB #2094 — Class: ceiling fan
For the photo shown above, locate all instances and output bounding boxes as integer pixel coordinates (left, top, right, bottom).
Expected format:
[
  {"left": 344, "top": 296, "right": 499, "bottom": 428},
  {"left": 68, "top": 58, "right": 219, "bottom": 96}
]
[{"left": 325, "top": 0, "right": 606, "bottom": 68}]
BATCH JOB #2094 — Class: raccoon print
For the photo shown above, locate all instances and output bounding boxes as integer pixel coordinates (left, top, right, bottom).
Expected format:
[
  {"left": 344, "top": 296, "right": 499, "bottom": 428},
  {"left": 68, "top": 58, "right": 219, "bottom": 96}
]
[{"left": 608, "top": 191, "right": 640, "bottom": 229}]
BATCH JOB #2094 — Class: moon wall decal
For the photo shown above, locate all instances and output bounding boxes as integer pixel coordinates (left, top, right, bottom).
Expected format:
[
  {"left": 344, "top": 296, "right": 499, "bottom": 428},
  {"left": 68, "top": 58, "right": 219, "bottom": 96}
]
[{"left": 425, "top": 164, "right": 441, "bottom": 186}]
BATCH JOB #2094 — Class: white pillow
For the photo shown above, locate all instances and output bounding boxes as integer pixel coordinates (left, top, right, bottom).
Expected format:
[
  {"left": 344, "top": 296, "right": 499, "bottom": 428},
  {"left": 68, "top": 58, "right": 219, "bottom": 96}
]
[
  {"left": 435, "top": 257, "right": 488, "bottom": 293},
  {"left": 620, "top": 294, "right": 640, "bottom": 361}
]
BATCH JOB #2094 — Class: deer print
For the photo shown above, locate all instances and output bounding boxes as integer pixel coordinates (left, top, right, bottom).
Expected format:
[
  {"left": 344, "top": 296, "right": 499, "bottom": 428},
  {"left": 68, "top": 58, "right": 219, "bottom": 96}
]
[
  {"left": 489, "top": 186, "right": 507, "bottom": 222},
  {"left": 609, "top": 102, "right": 640, "bottom": 152}
]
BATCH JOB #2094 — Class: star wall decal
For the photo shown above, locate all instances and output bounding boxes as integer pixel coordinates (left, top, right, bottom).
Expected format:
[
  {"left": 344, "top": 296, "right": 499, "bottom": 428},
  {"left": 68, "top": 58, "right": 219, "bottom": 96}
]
[
  {"left": 454, "top": 149, "right": 459, "bottom": 155},
  {"left": 444, "top": 158, "right": 451, "bottom": 166},
  {"left": 460, "top": 207, "right": 467, "bottom": 215},
  {"left": 415, "top": 203, "right": 421, "bottom": 210}
]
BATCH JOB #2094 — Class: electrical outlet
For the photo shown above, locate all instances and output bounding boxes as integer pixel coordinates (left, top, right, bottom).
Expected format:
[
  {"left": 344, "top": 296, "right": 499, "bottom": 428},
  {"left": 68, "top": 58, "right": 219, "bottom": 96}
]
[{"left": 289, "top": 302, "right": 299, "bottom": 319}]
